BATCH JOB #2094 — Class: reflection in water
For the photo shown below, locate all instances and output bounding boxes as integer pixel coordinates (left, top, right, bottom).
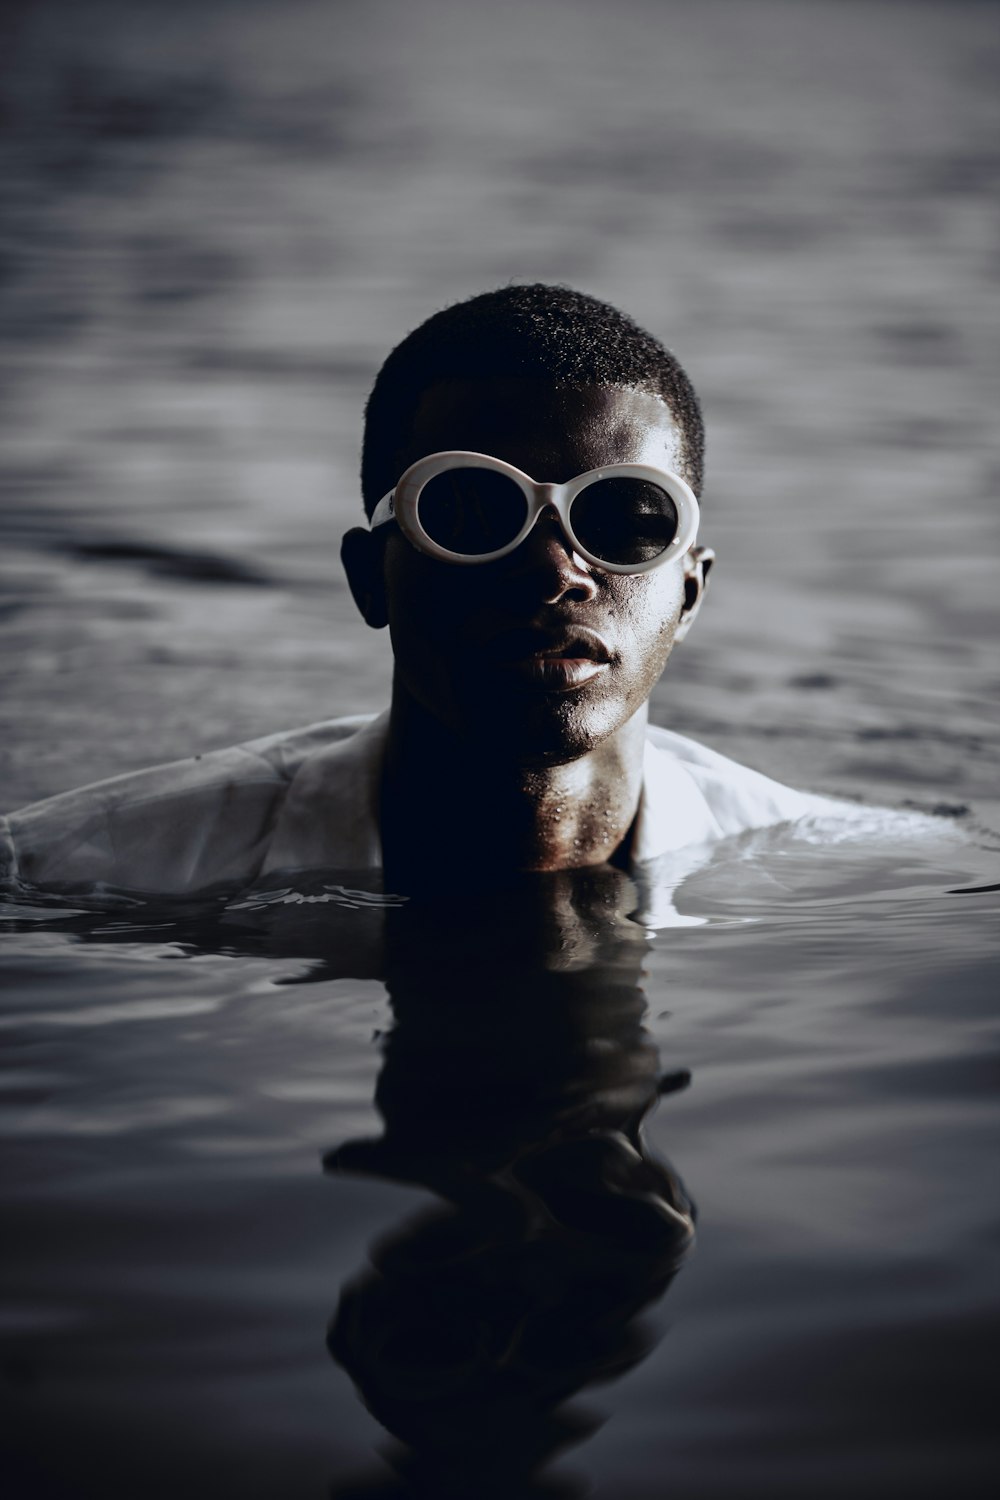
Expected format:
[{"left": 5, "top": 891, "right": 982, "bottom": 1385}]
[
  {"left": 326, "top": 869, "right": 694, "bottom": 1498},
  {"left": 2, "top": 866, "right": 694, "bottom": 1496}
]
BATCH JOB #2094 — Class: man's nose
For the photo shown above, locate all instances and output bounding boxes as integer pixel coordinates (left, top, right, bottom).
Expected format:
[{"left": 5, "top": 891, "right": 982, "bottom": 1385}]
[{"left": 506, "top": 506, "right": 598, "bottom": 604}]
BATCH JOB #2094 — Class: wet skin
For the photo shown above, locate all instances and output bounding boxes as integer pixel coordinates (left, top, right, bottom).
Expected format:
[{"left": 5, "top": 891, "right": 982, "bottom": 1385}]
[{"left": 342, "top": 380, "right": 712, "bottom": 878}]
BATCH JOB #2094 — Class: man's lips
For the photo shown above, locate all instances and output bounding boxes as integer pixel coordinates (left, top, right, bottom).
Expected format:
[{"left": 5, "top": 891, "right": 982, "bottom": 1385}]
[{"left": 483, "top": 626, "right": 613, "bottom": 690}]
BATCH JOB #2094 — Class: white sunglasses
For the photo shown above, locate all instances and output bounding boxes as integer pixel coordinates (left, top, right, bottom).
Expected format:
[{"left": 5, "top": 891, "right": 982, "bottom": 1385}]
[{"left": 369, "top": 450, "right": 700, "bottom": 574}]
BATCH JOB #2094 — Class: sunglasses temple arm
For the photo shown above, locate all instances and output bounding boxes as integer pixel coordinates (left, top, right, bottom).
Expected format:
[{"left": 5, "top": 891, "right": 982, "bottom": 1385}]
[{"left": 369, "top": 491, "right": 396, "bottom": 529}]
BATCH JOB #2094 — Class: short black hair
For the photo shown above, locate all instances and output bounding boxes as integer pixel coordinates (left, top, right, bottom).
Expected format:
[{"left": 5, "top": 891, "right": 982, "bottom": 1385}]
[{"left": 360, "top": 283, "right": 704, "bottom": 516}]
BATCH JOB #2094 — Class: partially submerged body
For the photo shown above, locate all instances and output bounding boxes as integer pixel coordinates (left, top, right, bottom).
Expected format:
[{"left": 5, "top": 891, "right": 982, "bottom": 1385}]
[
  {"left": 0, "top": 713, "right": 843, "bottom": 900},
  {"left": 4, "top": 288, "right": 955, "bottom": 917}
]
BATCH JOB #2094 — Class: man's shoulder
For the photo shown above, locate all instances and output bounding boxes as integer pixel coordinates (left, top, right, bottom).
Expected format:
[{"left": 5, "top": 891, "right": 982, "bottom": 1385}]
[
  {"left": 641, "top": 723, "right": 838, "bottom": 845},
  {"left": 261, "top": 712, "right": 388, "bottom": 873},
  {"left": 237, "top": 714, "right": 380, "bottom": 777},
  {"left": 2, "top": 715, "right": 379, "bottom": 893}
]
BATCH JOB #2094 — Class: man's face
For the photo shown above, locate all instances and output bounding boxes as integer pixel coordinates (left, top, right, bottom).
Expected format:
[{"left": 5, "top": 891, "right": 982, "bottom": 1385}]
[{"left": 374, "top": 380, "right": 696, "bottom": 765}]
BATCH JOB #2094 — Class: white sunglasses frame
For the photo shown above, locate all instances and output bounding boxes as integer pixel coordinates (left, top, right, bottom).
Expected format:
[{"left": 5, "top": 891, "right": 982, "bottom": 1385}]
[{"left": 369, "top": 450, "right": 700, "bottom": 574}]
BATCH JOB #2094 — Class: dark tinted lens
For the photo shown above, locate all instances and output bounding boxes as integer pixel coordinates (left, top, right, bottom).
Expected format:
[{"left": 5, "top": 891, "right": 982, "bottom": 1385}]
[
  {"left": 417, "top": 469, "right": 528, "bottom": 556},
  {"left": 571, "top": 478, "right": 679, "bottom": 565}
]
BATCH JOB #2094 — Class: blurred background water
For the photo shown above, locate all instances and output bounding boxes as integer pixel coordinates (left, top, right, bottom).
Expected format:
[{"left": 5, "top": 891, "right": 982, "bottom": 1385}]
[
  {"left": 0, "top": 0, "right": 996, "bottom": 811},
  {"left": 1, "top": 1, "right": 998, "bottom": 1496}
]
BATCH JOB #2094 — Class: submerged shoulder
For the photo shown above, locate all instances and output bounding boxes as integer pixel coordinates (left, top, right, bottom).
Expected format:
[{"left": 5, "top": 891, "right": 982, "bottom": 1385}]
[
  {"left": 644, "top": 723, "right": 840, "bottom": 837},
  {"left": 262, "top": 711, "right": 388, "bottom": 873},
  {"left": 3, "top": 714, "right": 379, "bottom": 894}
]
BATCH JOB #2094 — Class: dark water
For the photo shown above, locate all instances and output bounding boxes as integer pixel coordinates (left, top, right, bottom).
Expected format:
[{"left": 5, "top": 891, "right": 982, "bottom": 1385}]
[
  {"left": 1, "top": 0, "right": 999, "bottom": 1495},
  {"left": 1, "top": 844, "right": 998, "bottom": 1498}
]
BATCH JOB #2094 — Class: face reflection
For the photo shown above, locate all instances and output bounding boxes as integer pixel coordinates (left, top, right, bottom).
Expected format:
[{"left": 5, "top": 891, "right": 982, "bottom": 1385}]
[
  {"left": 327, "top": 868, "right": 694, "bottom": 1496},
  {"left": 381, "top": 380, "right": 694, "bottom": 763}
]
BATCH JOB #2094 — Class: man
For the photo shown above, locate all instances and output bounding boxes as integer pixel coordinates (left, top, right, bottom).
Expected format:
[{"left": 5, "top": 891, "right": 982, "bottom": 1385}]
[{"left": 1, "top": 285, "right": 837, "bottom": 901}]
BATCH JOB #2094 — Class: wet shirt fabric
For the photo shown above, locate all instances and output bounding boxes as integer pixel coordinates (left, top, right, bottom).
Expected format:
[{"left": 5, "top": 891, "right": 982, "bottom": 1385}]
[{"left": 0, "top": 711, "right": 843, "bottom": 898}]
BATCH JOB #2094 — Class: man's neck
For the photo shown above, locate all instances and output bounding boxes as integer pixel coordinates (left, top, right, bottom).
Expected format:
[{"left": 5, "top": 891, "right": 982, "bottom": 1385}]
[{"left": 379, "top": 687, "right": 648, "bottom": 887}]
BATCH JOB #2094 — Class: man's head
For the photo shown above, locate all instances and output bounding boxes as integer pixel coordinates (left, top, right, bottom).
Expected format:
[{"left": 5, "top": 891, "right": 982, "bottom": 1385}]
[
  {"left": 343, "top": 284, "right": 713, "bottom": 765},
  {"left": 360, "top": 283, "right": 704, "bottom": 516}
]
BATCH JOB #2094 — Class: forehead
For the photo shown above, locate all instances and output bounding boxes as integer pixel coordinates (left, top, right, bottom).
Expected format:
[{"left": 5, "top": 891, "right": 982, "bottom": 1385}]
[{"left": 405, "top": 379, "right": 684, "bottom": 482}]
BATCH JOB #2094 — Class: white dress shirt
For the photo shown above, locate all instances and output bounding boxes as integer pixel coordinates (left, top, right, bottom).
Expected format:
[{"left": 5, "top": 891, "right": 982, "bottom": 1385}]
[{"left": 1, "top": 712, "right": 848, "bottom": 917}]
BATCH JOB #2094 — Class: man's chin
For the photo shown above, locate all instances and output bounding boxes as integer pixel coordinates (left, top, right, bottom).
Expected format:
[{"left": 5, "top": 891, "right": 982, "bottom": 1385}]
[{"left": 453, "top": 688, "right": 624, "bottom": 766}]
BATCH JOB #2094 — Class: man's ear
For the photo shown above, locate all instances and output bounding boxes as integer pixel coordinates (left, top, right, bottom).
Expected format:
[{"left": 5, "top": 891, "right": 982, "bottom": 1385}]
[
  {"left": 673, "top": 545, "right": 715, "bottom": 643},
  {"left": 341, "top": 527, "right": 389, "bottom": 629}
]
